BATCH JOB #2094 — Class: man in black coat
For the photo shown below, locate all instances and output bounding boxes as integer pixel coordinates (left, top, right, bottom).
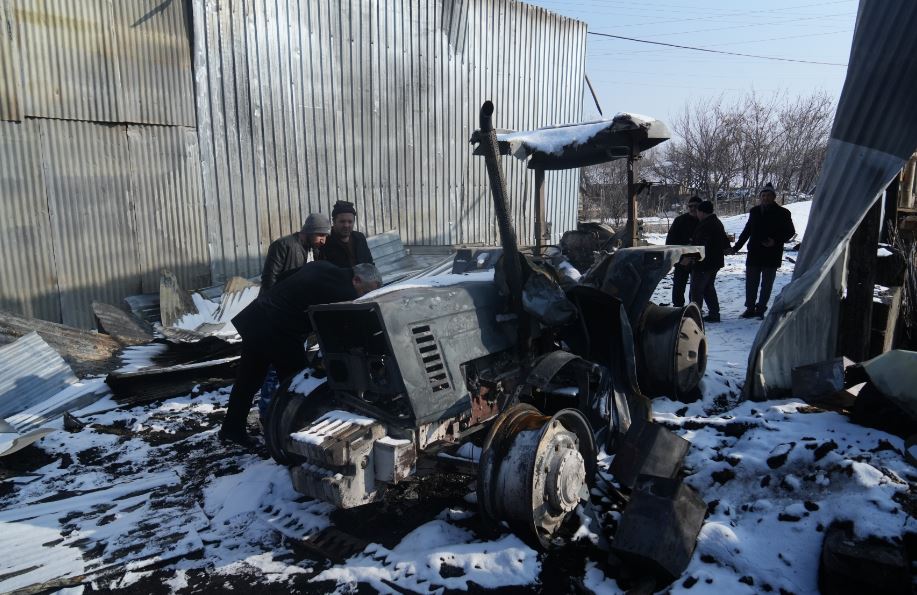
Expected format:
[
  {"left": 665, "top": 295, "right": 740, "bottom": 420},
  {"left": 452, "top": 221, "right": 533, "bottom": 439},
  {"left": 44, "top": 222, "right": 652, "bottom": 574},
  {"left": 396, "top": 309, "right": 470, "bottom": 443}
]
[
  {"left": 732, "top": 183, "right": 796, "bottom": 318},
  {"left": 260, "top": 213, "right": 331, "bottom": 291},
  {"left": 665, "top": 195, "right": 702, "bottom": 307},
  {"left": 323, "top": 200, "right": 375, "bottom": 268},
  {"left": 219, "top": 261, "right": 382, "bottom": 445},
  {"left": 689, "top": 200, "right": 731, "bottom": 323}
]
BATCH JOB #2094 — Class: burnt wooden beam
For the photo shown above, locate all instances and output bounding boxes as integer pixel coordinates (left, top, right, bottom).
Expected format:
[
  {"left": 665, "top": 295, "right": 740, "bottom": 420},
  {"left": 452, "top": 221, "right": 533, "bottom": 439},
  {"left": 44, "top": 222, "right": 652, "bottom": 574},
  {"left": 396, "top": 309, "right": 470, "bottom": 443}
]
[{"left": 838, "top": 199, "right": 882, "bottom": 361}]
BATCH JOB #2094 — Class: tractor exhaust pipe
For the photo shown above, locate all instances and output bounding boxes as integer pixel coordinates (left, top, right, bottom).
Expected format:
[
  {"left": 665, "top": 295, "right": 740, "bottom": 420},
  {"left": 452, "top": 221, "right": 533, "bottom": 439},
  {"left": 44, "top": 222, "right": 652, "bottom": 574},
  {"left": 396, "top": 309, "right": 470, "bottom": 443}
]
[{"left": 476, "top": 101, "right": 525, "bottom": 317}]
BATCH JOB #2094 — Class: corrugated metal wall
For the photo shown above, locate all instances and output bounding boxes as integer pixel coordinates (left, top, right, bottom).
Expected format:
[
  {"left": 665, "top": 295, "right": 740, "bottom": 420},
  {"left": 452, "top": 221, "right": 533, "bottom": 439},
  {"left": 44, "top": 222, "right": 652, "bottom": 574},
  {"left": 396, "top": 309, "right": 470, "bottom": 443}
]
[
  {"left": 0, "top": 0, "right": 209, "bottom": 328},
  {"left": 0, "top": 0, "right": 585, "bottom": 327},
  {"left": 194, "top": 0, "right": 586, "bottom": 281}
]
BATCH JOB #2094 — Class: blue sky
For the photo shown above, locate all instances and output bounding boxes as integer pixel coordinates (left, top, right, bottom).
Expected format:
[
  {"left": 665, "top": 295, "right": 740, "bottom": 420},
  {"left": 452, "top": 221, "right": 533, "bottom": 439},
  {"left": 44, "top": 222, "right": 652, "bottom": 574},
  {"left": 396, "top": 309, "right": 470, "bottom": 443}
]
[{"left": 525, "top": 0, "right": 859, "bottom": 122}]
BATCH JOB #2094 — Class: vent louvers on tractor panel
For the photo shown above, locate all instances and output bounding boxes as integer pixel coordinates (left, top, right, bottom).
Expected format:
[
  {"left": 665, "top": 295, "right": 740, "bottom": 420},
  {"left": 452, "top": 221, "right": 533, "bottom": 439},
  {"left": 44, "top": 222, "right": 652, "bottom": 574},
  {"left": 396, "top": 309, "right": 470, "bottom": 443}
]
[{"left": 412, "top": 325, "right": 451, "bottom": 392}]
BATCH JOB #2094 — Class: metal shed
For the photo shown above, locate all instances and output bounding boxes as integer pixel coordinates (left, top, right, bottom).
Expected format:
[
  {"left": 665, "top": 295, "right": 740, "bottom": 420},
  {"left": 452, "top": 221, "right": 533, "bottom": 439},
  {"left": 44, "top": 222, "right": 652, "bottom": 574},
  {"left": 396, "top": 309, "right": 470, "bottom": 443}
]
[{"left": 0, "top": 0, "right": 586, "bottom": 328}]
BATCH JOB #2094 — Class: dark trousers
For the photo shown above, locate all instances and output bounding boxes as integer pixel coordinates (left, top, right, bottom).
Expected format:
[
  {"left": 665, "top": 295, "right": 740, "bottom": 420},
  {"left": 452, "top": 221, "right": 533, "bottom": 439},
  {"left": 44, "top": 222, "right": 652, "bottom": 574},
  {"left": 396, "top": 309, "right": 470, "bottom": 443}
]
[
  {"left": 690, "top": 268, "right": 720, "bottom": 317},
  {"left": 222, "top": 332, "right": 308, "bottom": 435},
  {"left": 745, "top": 265, "right": 777, "bottom": 310},
  {"left": 672, "top": 263, "right": 691, "bottom": 307}
]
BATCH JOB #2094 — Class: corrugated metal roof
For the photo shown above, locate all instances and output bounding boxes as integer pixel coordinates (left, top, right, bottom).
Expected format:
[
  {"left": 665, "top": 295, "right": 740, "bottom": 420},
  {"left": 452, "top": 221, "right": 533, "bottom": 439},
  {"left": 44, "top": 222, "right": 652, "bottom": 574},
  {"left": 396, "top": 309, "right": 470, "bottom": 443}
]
[
  {"left": 0, "top": 0, "right": 23, "bottom": 121},
  {"left": 40, "top": 118, "right": 143, "bottom": 329},
  {"left": 14, "top": 0, "right": 194, "bottom": 125},
  {"left": 0, "top": 332, "right": 76, "bottom": 419},
  {"left": 748, "top": 0, "right": 917, "bottom": 397},
  {"left": 0, "top": 120, "right": 62, "bottom": 322},
  {"left": 193, "top": 0, "right": 586, "bottom": 282}
]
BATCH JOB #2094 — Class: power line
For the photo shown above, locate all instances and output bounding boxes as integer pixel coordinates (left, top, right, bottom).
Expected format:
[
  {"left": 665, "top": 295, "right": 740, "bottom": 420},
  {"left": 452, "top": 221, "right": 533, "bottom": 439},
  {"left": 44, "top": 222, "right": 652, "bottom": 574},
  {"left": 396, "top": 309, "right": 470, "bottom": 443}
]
[
  {"left": 590, "top": 29, "right": 852, "bottom": 59},
  {"left": 587, "top": 31, "right": 848, "bottom": 66}
]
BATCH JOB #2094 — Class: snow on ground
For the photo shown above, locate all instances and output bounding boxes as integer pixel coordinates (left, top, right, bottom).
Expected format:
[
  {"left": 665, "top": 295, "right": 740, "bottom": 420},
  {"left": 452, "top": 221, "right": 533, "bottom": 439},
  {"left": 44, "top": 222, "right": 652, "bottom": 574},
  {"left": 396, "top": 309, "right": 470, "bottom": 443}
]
[{"left": 2, "top": 201, "right": 915, "bottom": 594}]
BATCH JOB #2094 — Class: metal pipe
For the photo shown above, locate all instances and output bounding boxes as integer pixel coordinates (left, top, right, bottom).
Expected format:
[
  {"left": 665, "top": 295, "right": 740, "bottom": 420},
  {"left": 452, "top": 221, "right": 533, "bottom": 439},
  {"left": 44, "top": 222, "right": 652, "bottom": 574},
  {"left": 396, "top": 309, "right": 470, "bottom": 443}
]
[
  {"left": 534, "top": 167, "right": 546, "bottom": 255},
  {"left": 584, "top": 74, "right": 603, "bottom": 116},
  {"left": 477, "top": 101, "right": 524, "bottom": 316}
]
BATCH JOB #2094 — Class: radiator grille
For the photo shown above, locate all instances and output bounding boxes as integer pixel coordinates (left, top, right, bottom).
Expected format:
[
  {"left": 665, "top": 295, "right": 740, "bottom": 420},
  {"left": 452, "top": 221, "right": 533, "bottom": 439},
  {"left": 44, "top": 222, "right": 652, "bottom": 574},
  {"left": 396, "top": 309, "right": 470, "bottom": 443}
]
[{"left": 411, "top": 325, "right": 450, "bottom": 393}]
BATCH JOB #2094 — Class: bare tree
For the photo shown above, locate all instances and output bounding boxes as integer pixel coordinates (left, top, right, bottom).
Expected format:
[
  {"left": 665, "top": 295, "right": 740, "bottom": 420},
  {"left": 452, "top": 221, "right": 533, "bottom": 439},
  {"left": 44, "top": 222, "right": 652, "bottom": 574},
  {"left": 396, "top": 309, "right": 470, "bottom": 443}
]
[
  {"left": 645, "top": 90, "right": 834, "bottom": 209},
  {"left": 580, "top": 160, "right": 629, "bottom": 224},
  {"left": 772, "top": 91, "right": 833, "bottom": 194},
  {"left": 735, "top": 91, "right": 783, "bottom": 209},
  {"left": 650, "top": 96, "right": 741, "bottom": 203}
]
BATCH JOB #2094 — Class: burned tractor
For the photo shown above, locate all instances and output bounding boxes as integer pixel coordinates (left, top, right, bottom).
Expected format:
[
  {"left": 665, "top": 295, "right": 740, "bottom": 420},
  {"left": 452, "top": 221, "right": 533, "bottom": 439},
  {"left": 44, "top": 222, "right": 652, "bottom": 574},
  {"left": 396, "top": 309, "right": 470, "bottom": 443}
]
[{"left": 265, "top": 103, "right": 707, "bottom": 550}]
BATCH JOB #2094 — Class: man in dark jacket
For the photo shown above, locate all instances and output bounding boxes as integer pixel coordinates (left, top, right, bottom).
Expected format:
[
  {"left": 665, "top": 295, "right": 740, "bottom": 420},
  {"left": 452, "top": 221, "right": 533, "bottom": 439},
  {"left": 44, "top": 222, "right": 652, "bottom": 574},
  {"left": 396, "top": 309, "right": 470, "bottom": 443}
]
[
  {"left": 219, "top": 261, "right": 382, "bottom": 445},
  {"left": 732, "top": 183, "right": 796, "bottom": 318},
  {"left": 665, "top": 195, "right": 702, "bottom": 307},
  {"left": 689, "top": 200, "right": 731, "bottom": 323},
  {"left": 323, "top": 201, "right": 375, "bottom": 268},
  {"left": 260, "top": 213, "right": 331, "bottom": 291}
]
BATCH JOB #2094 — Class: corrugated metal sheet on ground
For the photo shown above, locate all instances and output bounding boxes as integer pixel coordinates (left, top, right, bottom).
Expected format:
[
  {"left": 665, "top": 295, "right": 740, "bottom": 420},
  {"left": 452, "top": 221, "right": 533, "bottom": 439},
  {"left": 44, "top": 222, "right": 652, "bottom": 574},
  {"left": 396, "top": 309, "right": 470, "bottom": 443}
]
[
  {"left": 91, "top": 301, "right": 155, "bottom": 345},
  {"left": 14, "top": 0, "right": 194, "bottom": 125},
  {"left": 0, "top": 0, "right": 23, "bottom": 121},
  {"left": 213, "top": 278, "right": 259, "bottom": 323},
  {"left": 39, "top": 119, "right": 143, "bottom": 329},
  {"left": 0, "top": 120, "right": 61, "bottom": 322},
  {"left": 193, "top": 0, "right": 586, "bottom": 282},
  {"left": 0, "top": 471, "right": 207, "bottom": 594},
  {"left": 0, "top": 332, "right": 76, "bottom": 419},
  {"left": 6, "top": 377, "right": 109, "bottom": 433}
]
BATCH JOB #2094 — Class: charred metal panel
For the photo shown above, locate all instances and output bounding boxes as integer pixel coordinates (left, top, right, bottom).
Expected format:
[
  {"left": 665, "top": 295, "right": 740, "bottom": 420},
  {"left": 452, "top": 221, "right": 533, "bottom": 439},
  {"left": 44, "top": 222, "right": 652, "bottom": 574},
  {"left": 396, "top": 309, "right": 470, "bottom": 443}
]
[
  {"left": 193, "top": 0, "right": 586, "bottom": 281},
  {"left": 313, "top": 275, "right": 515, "bottom": 424},
  {"left": 0, "top": 120, "right": 60, "bottom": 322}
]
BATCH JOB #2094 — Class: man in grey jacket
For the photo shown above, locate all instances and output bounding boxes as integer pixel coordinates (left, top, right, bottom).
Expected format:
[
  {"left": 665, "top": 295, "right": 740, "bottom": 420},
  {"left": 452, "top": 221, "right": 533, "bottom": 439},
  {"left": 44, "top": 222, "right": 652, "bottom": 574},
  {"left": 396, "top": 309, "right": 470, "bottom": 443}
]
[{"left": 260, "top": 213, "right": 331, "bottom": 291}]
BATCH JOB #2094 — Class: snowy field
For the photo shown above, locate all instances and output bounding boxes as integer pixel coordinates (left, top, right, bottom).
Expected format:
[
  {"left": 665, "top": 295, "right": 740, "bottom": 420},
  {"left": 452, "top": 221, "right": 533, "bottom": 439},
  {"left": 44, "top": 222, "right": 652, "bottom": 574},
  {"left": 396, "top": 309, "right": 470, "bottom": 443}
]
[{"left": 2, "top": 201, "right": 915, "bottom": 594}]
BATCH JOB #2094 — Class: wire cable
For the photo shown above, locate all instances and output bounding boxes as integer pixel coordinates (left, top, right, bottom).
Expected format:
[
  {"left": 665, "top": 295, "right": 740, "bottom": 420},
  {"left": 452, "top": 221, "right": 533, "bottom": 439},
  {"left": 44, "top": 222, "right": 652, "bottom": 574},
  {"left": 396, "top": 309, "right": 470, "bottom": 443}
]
[{"left": 587, "top": 30, "right": 848, "bottom": 66}]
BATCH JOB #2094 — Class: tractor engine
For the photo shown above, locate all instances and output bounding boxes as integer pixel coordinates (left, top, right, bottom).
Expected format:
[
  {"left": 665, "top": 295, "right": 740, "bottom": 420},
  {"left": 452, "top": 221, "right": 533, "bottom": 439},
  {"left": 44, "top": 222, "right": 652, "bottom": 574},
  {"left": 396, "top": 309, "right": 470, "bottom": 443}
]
[{"left": 266, "top": 273, "right": 528, "bottom": 509}]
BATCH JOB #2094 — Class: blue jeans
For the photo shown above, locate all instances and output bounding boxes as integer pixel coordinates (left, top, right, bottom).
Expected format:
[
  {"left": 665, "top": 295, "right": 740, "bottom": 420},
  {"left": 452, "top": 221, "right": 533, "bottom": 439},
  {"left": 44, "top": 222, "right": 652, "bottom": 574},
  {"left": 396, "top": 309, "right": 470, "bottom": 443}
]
[{"left": 257, "top": 367, "right": 280, "bottom": 425}]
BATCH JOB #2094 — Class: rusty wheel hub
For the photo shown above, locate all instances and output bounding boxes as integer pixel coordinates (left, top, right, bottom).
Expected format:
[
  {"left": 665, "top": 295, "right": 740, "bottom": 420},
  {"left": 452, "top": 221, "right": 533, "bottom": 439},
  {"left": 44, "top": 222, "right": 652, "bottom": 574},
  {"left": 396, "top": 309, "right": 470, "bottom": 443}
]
[{"left": 478, "top": 404, "right": 596, "bottom": 548}]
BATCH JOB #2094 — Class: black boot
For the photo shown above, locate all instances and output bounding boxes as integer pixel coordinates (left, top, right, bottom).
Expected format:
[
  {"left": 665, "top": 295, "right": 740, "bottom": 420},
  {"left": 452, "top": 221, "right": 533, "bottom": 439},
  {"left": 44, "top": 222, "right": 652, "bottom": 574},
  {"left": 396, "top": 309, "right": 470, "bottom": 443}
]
[
  {"left": 740, "top": 308, "right": 756, "bottom": 318},
  {"left": 218, "top": 427, "right": 255, "bottom": 448},
  {"left": 703, "top": 313, "right": 721, "bottom": 323},
  {"left": 755, "top": 305, "right": 768, "bottom": 319}
]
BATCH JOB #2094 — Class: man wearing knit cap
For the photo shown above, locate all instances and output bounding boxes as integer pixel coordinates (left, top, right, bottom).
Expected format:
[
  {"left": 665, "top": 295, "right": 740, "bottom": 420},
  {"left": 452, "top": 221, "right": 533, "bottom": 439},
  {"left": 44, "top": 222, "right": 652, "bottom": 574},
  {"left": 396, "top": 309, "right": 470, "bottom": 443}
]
[
  {"left": 260, "top": 213, "right": 331, "bottom": 291},
  {"left": 732, "top": 183, "right": 795, "bottom": 319},
  {"left": 324, "top": 200, "right": 375, "bottom": 268}
]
